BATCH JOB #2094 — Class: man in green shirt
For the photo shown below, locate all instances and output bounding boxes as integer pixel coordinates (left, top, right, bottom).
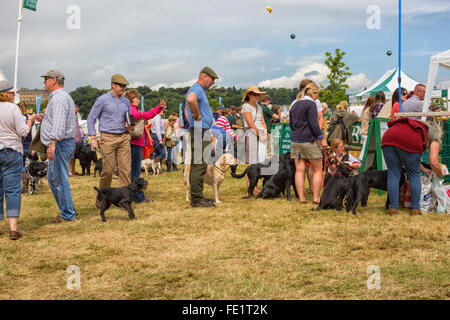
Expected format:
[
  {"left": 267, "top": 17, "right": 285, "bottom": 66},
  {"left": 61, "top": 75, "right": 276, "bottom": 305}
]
[{"left": 260, "top": 95, "right": 280, "bottom": 158}]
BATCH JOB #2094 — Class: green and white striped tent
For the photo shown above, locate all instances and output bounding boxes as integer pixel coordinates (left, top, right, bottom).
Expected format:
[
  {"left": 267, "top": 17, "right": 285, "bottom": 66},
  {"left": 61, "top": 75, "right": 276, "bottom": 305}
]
[{"left": 349, "top": 68, "right": 447, "bottom": 106}]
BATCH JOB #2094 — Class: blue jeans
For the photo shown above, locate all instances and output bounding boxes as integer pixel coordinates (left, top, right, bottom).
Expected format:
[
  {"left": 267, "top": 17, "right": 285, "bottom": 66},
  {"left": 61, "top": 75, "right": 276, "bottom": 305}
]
[
  {"left": 131, "top": 144, "right": 146, "bottom": 202},
  {"left": 151, "top": 133, "right": 166, "bottom": 160},
  {"left": 382, "top": 145, "right": 422, "bottom": 210},
  {"left": 166, "top": 146, "right": 173, "bottom": 162},
  {"left": 47, "top": 139, "right": 76, "bottom": 220},
  {"left": 0, "top": 149, "right": 23, "bottom": 220}
]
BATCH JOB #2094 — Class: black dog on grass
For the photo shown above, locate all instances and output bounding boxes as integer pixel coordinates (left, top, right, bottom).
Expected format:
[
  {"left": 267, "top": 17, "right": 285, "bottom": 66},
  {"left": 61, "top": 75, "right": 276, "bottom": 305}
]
[
  {"left": 315, "top": 174, "right": 352, "bottom": 211},
  {"left": 24, "top": 157, "right": 48, "bottom": 195},
  {"left": 345, "top": 168, "right": 406, "bottom": 215},
  {"left": 94, "top": 177, "right": 148, "bottom": 222},
  {"left": 256, "top": 158, "right": 293, "bottom": 200},
  {"left": 93, "top": 158, "right": 102, "bottom": 177},
  {"left": 75, "top": 143, "right": 98, "bottom": 176}
]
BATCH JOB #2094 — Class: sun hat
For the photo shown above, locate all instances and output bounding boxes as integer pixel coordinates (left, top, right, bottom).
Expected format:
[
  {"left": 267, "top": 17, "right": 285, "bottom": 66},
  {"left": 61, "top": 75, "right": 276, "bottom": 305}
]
[
  {"left": 242, "top": 86, "right": 267, "bottom": 102},
  {"left": 0, "top": 77, "right": 13, "bottom": 93}
]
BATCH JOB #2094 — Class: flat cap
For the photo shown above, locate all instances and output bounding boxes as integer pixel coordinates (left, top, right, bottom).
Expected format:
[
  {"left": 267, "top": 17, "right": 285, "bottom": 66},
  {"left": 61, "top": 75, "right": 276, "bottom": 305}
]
[
  {"left": 200, "top": 66, "right": 218, "bottom": 80},
  {"left": 111, "top": 74, "right": 129, "bottom": 86},
  {"left": 41, "top": 69, "right": 65, "bottom": 80}
]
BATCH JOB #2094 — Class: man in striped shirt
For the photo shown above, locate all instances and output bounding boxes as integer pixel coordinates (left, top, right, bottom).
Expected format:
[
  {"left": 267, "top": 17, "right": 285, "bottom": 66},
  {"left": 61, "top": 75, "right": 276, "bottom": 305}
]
[{"left": 39, "top": 69, "right": 77, "bottom": 223}]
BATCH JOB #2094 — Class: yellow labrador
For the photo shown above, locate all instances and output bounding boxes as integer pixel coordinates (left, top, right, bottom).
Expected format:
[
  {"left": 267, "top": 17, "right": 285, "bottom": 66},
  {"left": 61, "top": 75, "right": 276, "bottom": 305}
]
[{"left": 184, "top": 153, "right": 237, "bottom": 203}]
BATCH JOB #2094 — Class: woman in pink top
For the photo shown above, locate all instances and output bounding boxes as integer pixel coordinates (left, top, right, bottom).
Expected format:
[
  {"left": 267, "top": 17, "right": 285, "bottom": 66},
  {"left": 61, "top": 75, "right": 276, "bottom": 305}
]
[{"left": 125, "top": 89, "right": 165, "bottom": 203}]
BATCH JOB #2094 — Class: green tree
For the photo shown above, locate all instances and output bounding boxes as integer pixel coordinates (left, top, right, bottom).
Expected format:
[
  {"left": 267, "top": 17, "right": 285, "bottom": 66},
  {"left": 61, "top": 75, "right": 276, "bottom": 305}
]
[{"left": 320, "top": 49, "right": 352, "bottom": 108}]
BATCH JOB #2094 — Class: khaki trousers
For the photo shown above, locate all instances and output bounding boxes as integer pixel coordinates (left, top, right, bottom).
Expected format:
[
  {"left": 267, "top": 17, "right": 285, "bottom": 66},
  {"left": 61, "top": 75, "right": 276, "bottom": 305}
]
[{"left": 99, "top": 132, "right": 131, "bottom": 189}]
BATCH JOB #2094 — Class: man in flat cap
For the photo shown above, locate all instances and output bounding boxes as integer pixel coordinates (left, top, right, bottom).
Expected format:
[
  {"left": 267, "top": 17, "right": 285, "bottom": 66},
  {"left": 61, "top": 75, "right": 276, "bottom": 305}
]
[
  {"left": 185, "top": 66, "right": 218, "bottom": 207},
  {"left": 39, "top": 69, "right": 77, "bottom": 223},
  {"left": 87, "top": 74, "right": 134, "bottom": 199}
]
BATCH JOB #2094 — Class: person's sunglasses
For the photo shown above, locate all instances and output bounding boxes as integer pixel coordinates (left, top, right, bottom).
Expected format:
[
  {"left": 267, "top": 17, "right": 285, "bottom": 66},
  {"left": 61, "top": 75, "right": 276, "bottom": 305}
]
[{"left": 114, "top": 82, "right": 127, "bottom": 88}]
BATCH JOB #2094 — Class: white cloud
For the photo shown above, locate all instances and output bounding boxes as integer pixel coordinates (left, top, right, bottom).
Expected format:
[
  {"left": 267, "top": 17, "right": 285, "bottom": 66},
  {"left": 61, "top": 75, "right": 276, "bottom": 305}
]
[
  {"left": 227, "top": 48, "right": 268, "bottom": 62},
  {"left": 346, "top": 73, "right": 372, "bottom": 91},
  {"left": 150, "top": 83, "right": 167, "bottom": 91},
  {"left": 258, "top": 63, "right": 329, "bottom": 88},
  {"left": 130, "top": 81, "right": 147, "bottom": 88},
  {"left": 150, "top": 78, "right": 196, "bottom": 91}
]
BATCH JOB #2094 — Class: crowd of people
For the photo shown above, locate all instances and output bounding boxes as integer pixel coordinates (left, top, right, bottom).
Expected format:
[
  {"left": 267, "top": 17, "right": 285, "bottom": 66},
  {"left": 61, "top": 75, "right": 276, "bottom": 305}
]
[{"left": 0, "top": 66, "right": 446, "bottom": 240}]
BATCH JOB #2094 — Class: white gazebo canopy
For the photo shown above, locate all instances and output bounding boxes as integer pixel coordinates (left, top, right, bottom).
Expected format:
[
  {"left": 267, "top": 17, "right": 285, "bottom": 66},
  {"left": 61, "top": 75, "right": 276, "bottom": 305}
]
[{"left": 422, "top": 49, "right": 450, "bottom": 116}]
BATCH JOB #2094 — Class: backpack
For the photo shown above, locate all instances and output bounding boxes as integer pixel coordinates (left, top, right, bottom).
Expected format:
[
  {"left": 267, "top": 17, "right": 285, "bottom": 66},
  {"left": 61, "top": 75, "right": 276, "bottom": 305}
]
[{"left": 327, "top": 115, "right": 351, "bottom": 145}]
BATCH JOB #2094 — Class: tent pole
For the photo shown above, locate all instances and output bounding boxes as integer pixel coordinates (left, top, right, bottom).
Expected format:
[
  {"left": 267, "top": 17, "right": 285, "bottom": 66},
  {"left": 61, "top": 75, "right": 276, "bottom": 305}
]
[{"left": 398, "top": 0, "right": 402, "bottom": 112}]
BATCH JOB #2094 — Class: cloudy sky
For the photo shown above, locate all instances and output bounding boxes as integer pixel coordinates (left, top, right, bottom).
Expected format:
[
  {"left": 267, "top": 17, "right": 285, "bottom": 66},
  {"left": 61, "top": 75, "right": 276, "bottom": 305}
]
[{"left": 1, "top": 0, "right": 449, "bottom": 93}]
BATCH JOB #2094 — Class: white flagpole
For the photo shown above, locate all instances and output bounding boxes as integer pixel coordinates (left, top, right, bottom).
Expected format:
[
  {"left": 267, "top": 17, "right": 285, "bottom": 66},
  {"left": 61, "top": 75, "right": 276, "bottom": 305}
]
[{"left": 14, "top": 0, "right": 24, "bottom": 101}]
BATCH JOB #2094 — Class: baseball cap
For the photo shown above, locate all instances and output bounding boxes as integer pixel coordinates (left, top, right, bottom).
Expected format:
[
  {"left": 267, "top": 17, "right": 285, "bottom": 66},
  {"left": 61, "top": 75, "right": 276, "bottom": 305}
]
[{"left": 40, "top": 69, "right": 65, "bottom": 80}]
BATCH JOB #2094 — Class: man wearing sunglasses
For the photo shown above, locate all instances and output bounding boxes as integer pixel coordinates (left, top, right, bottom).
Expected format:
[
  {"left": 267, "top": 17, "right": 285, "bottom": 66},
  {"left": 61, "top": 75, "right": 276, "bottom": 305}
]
[{"left": 87, "top": 74, "right": 133, "bottom": 198}]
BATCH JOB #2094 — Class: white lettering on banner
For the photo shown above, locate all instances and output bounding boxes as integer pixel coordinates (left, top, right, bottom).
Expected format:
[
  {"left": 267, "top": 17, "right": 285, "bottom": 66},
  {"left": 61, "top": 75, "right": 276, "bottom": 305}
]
[
  {"left": 351, "top": 124, "right": 361, "bottom": 144},
  {"left": 66, "top": 5, "right": 81, "bottom": 30},
  {"left": 366, "top": 5, "right": 381, "bottom": 30}
]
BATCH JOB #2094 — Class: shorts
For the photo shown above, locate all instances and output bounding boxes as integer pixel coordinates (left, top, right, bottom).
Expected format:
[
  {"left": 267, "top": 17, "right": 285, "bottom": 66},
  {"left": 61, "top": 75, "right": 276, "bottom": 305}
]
[{"left": 291, "top": 141, "right": 322, "bottom": 160}]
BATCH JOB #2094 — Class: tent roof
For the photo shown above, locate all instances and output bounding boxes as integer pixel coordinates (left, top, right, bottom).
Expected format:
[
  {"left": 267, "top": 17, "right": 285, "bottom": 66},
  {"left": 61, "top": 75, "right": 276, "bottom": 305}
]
[
  {"left": 352, "top": 68, "right": 419, "bottom": 97},
  {"left": 431, "top": 49, "right": 450, "bottom": 70}
]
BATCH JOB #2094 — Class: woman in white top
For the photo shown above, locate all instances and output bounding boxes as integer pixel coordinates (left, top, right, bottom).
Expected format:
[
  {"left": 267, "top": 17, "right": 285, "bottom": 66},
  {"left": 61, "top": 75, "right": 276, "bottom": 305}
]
[
  {"left": 241, "top": 86, "right": 267, "bottom": 165},
  {"left": 0, "top": 80, "right": 37, "bottom": 240}
]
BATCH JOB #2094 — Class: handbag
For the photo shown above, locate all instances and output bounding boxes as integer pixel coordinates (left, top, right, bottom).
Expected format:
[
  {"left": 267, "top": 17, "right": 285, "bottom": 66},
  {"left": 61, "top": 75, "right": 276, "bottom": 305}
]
[
  {"left": 130, "top": 120, "right": 145, "bottom": 139},
  {"left": 30, "top": 126, "right": 47, "bottom": 154}
]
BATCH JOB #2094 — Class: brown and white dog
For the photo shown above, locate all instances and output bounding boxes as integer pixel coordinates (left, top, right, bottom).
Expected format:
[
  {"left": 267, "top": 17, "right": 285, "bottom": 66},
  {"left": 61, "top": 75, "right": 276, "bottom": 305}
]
[
  {"left": 184, "top": 153, "right": 237, "bottom": 203},
  {"left": 141, "top": 157, "right": 162, "bottom": 175}
]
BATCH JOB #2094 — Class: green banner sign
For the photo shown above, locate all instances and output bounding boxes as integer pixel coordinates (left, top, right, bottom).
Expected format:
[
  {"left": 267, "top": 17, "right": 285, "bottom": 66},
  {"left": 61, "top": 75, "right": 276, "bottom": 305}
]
[{"left": 23, "top": 0, "right": 38, "bottom": 11}]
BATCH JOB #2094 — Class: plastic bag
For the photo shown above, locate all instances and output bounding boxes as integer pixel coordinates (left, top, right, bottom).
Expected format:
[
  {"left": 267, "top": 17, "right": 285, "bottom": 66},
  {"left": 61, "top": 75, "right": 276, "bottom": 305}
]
[
  {"left": 420, "top": 175, "right": 435, "bottom": 213},
  {"left": 431, "top": 172, "right": 446, "bottom": 214}
]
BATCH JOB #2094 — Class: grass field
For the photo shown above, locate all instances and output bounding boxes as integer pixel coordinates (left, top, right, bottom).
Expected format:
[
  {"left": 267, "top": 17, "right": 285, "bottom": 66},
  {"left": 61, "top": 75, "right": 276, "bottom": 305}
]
[{"left": 0, "top": 163, "right": 449, "bottom": 300}]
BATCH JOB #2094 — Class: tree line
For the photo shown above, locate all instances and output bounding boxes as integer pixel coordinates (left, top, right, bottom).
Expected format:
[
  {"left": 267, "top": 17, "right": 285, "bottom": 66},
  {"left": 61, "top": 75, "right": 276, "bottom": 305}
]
[
  {"left": 28, "top": 49, "right": 353, "bottom": 118},
  {"left": 70, "top": 85, "right": 308, "bottom": 119}
]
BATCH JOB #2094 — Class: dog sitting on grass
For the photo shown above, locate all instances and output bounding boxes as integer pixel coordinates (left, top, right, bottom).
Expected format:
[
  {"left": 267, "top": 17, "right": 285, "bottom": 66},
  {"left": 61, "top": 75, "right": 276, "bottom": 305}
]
[{"left": 94, "top": 177, "right": 148, "bottom": 222}]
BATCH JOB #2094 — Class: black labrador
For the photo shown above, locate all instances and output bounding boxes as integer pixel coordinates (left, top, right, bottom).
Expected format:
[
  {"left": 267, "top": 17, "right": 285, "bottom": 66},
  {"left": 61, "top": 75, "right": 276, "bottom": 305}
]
[
  {"left": 256, "top": 159, "right": 292, "bottom": 200},
  {"left": 93, "top": 177, "right": 148, "bottom": 222},
  {"left": 231, "top": 156, "right": 279, "bottom": 198},
  {"left": 75, "top": 143, "right": 98, "bottom": 176},
  {"left": 315, "top": 162, "right": 355, "bottom": 210},
  {"left": 345, "top": 168, "right": 405, "bottom": 215},
  {"left": 315, "top": 174, "right": 352, "bottom": 211},
  {"left": 93, "top": 158, "right": 102, "bottom": 177}
]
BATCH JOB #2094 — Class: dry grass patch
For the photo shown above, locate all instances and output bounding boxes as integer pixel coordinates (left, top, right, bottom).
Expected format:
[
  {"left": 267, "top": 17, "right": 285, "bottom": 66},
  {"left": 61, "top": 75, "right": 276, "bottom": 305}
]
[{"left": 0, "top": 164, "right": 449, "bottom": 299}]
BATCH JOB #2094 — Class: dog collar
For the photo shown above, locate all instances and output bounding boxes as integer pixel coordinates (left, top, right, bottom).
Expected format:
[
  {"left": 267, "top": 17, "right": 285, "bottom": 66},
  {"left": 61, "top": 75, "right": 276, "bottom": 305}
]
[{"left": 213, "top": 164, "right": 227, "bottom": 174}]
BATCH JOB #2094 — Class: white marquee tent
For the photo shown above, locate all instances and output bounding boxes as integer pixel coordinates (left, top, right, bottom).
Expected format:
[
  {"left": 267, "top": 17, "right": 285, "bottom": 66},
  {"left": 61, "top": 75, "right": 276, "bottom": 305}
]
[
  {"left": 349, "top": 68, "right": 447, "bottom": 106},
  {"left": 422, "top": 49, "right": 450, "bottom": 116}
]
